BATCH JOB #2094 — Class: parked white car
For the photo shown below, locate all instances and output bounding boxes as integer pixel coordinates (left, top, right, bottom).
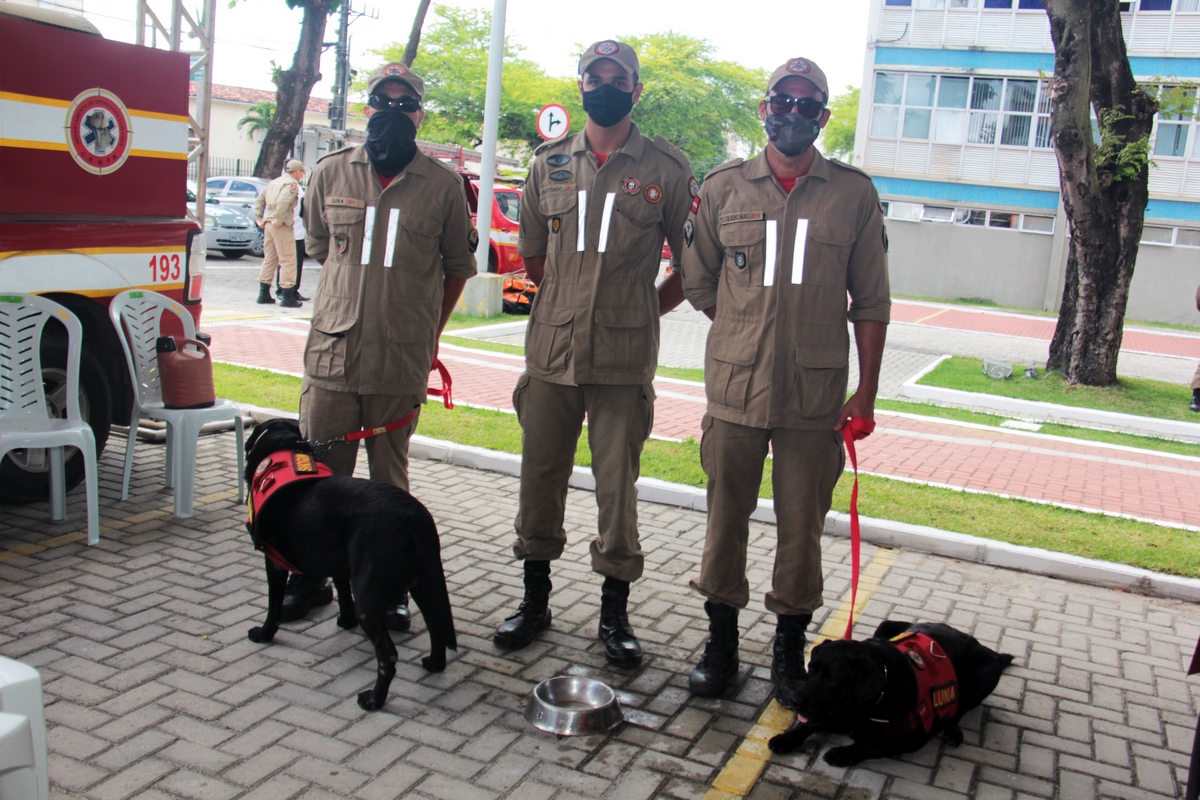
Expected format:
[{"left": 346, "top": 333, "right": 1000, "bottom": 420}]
[
  {"left": 206, "top": 176, "right": 272, "bottom": 257},
  {"left": 187, "top": 182, "right": 257, "bottom": 259}
]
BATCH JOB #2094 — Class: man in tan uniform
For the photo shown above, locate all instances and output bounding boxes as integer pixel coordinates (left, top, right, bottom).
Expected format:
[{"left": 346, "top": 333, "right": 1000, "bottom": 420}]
[
  {"left": 494, "top": 40, "right": 694, "bottom": 667},
  {"left": 280, "top": 63, "right": 477, "bottom": 626},
  {"left": 1191, "top": 284, "right": 1200, "bottom": 412},
  {"left": 680, "top": 57, "right": 890, "bottom": 708},
  {"left": 255, "top": 159, "right": 306, "bottom": 308}
]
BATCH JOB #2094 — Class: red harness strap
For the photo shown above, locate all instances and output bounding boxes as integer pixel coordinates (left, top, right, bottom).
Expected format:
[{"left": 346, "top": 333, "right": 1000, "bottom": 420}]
[
  {"left": 892, "top": 632, "right": 960, "bottom": 734},
  {"left": 841, "top": 417, "right": 875, "bottom": 640},
  {"left": 245, "top": 450, "right": 334, "bottom": 572}
]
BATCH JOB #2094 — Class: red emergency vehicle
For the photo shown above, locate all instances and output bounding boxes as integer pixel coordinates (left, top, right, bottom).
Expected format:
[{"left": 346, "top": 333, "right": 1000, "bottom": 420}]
[{"left": 0, "top": 4, "right": 203, "bottom": 503}]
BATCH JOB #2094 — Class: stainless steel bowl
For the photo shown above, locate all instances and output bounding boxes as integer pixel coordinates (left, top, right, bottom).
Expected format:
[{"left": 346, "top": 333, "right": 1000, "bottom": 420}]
[{"left": 524, "top": 676, "right": 623, "bottom": 735}]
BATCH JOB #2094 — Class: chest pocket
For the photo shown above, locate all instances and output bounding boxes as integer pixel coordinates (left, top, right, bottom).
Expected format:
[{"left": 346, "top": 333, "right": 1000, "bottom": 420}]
[
  {"left": 540, "top": 190, "right": 578, "bottom": 257},
  {"left": 324, "top": 206, "right": 365, "bottom": 266},
  {"left": 390, "top": 210, "right": 442, "bottom": 267},
  {"left": 718, "top": 219, "right": 766, "bottom": 286},
  {"left": 805, "top": 222, "right": 855, "bottom": 288}
]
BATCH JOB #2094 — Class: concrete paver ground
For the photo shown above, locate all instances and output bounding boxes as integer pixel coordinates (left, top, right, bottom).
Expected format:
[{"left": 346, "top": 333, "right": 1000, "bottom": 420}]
[{"left": 3, "top": 433, "right": 1200, "bottom": 799}]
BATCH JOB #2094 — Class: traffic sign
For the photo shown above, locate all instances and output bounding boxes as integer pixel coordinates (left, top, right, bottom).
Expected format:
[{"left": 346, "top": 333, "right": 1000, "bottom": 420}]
[{"left": 536, "top": 104, "right": 569, "bottom": 141}]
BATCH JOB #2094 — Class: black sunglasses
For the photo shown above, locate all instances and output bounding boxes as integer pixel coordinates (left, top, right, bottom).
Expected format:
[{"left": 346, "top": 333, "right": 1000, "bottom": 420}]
[
  {"left": 368, "top": 95, "right": 422, "bottom": 113},
  {"left": 766, "top": 94, "right": 826, "bottom": 119}
]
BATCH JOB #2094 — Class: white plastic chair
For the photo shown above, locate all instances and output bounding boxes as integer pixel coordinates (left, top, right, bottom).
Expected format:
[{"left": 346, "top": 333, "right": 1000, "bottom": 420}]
[
  {"left": 0, "top": 294, "right": 100, "bottom": 545},
  {"left": 109, "top": 290, "right": 244, "bottom": 518},
  {"left": 0, "top": 655, "right": 49, "bottom": 800}
]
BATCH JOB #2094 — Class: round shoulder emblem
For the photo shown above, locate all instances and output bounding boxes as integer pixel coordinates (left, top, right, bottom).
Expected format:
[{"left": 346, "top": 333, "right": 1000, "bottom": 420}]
[
  {"left": 65, "top": 88, "right": 132, "bottom": 175},
  {"left": 787, "top": 58, "right": 812, "bottom": 75},
  {"left": 622, "top": 177, "right": 640, "bottom": 195},
  {"left": 689, "top": 177, "right": 699, "bottom": 198},
  {"left": 385, "top": 63, "right": 408, "bottom": 77},
  {"left": 595, "top": 41, "right": 620, "bottom": 56}
]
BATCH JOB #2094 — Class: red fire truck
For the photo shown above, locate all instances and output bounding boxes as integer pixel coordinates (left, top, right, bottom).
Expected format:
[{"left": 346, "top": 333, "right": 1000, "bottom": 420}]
[{"left": 0, "top": 4, "right": 203, "bottom": 503}]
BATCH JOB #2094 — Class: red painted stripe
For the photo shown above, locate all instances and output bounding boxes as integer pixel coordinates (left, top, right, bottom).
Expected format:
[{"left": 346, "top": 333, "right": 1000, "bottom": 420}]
[
  {"left": 0, "top": 16, "right": 189, "bottom": 115},
  {"left": 0, "top": 149, "right": 187, "bottom": 217},
  {"left": 0, "top": 219, "right": 199, "bottom": 251}
]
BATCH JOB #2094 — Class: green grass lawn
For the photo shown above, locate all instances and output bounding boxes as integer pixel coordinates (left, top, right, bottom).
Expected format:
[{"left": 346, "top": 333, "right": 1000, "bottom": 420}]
[
  {"left": 213, "top": 361, "right": 1200, "bottom": 579},
  {"left": 917, "top": 356, "right": 1197, "bottom": 421}
]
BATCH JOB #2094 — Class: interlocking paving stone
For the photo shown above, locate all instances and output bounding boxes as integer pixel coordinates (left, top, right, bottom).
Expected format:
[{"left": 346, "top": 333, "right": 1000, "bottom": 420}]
[{"left": 3, "top": 434, "right": 1200, "bottom": 798}]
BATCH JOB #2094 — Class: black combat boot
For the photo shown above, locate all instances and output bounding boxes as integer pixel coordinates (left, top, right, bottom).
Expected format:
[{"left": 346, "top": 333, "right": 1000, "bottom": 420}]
[
  {"left": 1191, "top": 389, "right": 1200, "bottom": 413},
  {"left": 256, "top": 282, "right": 275, "bottom": 304},
  {"left": 598, "top": 576, "right": 642, "bottom": 668},
  {"left": 279, "top": 573, "right": 333, "bottom": 622},
  {"left": 688, "top": 601, "right": 739, "bottom": 696},
  {"left": 493, "top": 560, "right": 552, "bottom": 649},
  {"left": 384, "top": 592, "right": 411, "bottom": 632},
  {"left": 278, "top": 287, "right": 303, "bottom": 308},
  {"left": 772, "top": 613, "right": 813, "bottom": 711}
]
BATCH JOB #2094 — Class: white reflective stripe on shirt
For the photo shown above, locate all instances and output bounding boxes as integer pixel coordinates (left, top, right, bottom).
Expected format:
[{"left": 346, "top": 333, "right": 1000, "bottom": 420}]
[
  {"left": 764, "top": 219, "right": 778, "bottom": 287},
  {"left": 361, "top": 206, "right": 376, "bottom": 265},
  {"left": 577, "top": 189, "right": 588, "bottom": 252},
  {"left": 383, "top": 208, "right": 401, "bottom": 267},
  {"left": 791, "top": 219, "right": 809, "bottom": 285},
  {"left": 598, "top": 192, "right": 616, "bottom": 252}
]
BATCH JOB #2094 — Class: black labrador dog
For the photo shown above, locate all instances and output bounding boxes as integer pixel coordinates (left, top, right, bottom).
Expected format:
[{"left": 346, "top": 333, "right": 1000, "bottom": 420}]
[
  {"left": 243, "top": 418, "right": 456, "bottom": 711},
  {"left": 769, "top": 621, "right": 1013, "bottom": 766}
]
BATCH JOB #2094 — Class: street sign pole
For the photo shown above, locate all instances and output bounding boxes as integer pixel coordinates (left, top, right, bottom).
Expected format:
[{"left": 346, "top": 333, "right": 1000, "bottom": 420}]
[{"left": 475, "top": 0, "right": 506, "bottom": 274}]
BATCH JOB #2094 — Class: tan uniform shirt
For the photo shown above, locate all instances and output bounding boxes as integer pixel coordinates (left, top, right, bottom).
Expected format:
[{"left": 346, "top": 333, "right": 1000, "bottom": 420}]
[
  {"left": 681, "top": 149, "right": 891, "bottom": 431},
  {"left": 302, "top": 146, "right": 478, "bottom": 396},
  {"left": 518, "top": 124, "right": 694, "bottom": 385},
  {"left": 255, "top": 173, "right": 300, "bottom": 228}
]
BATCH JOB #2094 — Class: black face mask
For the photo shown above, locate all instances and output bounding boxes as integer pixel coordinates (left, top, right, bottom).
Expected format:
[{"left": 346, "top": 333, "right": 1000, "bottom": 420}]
[
  {"left": 365, "top": 109, "right": 419, "bottom": 177},
  {"left": 582, "top": 84, "right": 635, "bottom": 128},
  {"left": 764, "top": 113, "right": 821, "bottom": 158}
]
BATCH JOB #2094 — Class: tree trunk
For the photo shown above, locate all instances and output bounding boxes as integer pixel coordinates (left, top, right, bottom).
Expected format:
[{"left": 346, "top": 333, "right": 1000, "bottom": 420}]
[
  {"left": 1043, "top": 0, "right": 1156, "bottom": 386},
  {"left": 401, "top": 0, "right": 433, "bottom": 67},
  {"left": 254, "top": 0, "right": 333, "bottom": 179}
]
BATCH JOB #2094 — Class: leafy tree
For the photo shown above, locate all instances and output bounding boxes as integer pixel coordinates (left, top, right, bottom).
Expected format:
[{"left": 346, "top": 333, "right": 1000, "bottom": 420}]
[
  {"left": 619, "top": 32, "right": 766, "bottom": 178},
  {"left": 237, "top": 101, "right": 276, "bottom": 141},
  {"left": 250, "top": 0, "right": 342, "bottom": 179},
  {"left": 1042, "top": 0, "right": 1157, "bottom": 386},
  {"left": 368, "top": 5, "right": 580, "bottom": 156},
  {"left": 819, "top": 86, "right": 859, "bottom": 163}
]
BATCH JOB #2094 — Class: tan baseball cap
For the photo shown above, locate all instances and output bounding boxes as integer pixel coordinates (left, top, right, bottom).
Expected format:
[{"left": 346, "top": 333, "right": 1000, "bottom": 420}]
[
  {"left": 767, "top": 57, "right": 829, "bottom": 100},
  {"left": 367, "top": 62, "right": 425, "bottom": 100},
  {"left": 285, "top": 159, "right": 305, "bottom": 172},
  {"left": 578, "top": 40, "right": 640, "bottom": 80}
]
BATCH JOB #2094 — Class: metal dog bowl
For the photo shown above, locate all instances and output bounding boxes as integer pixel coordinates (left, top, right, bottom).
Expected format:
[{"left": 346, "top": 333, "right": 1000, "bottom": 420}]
[{"left": 525, "top": 677, "right": 623, "bottom": 735}]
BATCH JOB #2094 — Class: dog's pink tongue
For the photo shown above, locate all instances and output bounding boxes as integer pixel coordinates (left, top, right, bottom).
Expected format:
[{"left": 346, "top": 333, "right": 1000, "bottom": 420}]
[{"left": 795, "top": 713, "right": 809, "bottom": 725}]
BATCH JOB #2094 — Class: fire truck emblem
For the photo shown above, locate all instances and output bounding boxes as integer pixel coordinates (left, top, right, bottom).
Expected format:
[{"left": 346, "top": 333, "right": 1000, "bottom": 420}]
[{"left": 65, "top": 88, "right": 132, "bottom": 175}]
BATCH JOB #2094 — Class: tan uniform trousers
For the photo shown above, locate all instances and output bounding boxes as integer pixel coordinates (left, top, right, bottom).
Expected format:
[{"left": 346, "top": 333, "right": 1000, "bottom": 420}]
[
  {"left": 258, "top": 222, "right": 297, "bottom": 289},
  {"left": 1191, "top": 362, "right": 1200, "bottom": 391},
  {"left": 690, "top": 416, "right": 845, "bottom": 616},
  {"left": 512, "top": 374, "right": 655, "bottom": 582},
  {"left": 299, "top": 381, "right": 422, "bottom": 492}
]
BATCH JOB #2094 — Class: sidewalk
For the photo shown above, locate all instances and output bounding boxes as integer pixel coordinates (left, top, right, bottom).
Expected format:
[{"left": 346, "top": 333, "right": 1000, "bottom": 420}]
[
  {"left": 2, "top": 427, "right": 1199, "bottom": 799},
  {"left": 203, "top": 305, "right": 1200, "bottom": 530}
]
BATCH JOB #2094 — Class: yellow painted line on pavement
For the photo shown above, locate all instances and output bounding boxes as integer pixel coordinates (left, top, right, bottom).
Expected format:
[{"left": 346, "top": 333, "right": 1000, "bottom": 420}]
[
  {"left": 912, "top": 308, "right": 950, "bottom": 325},
  {"left": 0, "top": 489, "right": 240, "bottom": 563},
  {"left": 704, "top": 549, "right": 897, "bottom": 799}
]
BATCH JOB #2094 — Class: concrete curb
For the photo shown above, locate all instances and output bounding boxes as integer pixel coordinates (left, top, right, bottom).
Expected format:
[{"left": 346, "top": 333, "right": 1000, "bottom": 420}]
[
  {"left": 902, "top": 355, "right": 1200, "bottom": 439},
  {"left": 409, "top": 435, "right": 1200, "bottom": 605}
]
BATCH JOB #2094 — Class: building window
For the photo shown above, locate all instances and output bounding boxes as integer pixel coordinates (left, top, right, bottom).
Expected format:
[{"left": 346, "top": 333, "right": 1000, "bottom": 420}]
[
  {"left": 1017, "top": 0, "right": 1045, "bottom": 7},
  {"left": 884, "top": 203, "right": 1055, "bottom": 233},
  {"left": 1152, "top": 85, "right": 1198, "bottom": 159},
  {"left": 984, "top": 0, "right": 1013, "bottom": 7},
  {"left": 884, "top": 0, "right": 912, "bottom": 5},
  {"left": 1141, "top": 226, "right": 1175, "bottom": 244},
  {"left": 875, "top": 73, "right": 1056, "bottom": 150},
  {"left": 1178, "top": 229, "right": 1200, "bottom": 247},
  {"left": 1139, "top": 0, "right": 1173, "bottom": 9},
  {"left": 1021, "top": 215, "right": 1055, "bottom": 233}
]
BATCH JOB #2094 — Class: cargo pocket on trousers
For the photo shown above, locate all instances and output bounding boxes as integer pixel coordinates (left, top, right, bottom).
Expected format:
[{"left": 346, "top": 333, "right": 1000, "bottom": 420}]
[
  {"left": 304, "top": 311, "right": 356, "bottom": 380},
  {"left": 706, "top": 334, "right": 758, "bottom": 412},
  {"left": 593, "top": 308, "right": 649, "bottom": 372},
  {"left": 384, "top": 320, "right": 432, "bottom": 384},
  {"left": 526, "top": 309, "right": 573, "bottom": 373},
  {"left": 512, "top": 373, "right": 531, "bottom": 429},
  {"left": 639, "top": 383, "right": 656, "bottom": 443},
  {"left": 789, "top": 345, "right": 849, "bottom": 418}
]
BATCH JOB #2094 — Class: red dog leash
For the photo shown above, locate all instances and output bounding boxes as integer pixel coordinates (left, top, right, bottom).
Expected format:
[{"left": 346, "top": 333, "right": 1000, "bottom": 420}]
[
  {"left": 841, "top": 416, "right": 875, "bottom": 640},
  {"left": 310, "top": 359, "right": 454, "bottom": 456}
]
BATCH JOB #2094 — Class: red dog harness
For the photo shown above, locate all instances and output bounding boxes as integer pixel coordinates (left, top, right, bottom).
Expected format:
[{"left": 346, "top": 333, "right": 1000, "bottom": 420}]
[
  {"left": 245, "top": 450, "right": 334, "bottom": 572},
  {"left": 891, "top": 631, "right": 960, "bottom": 733}
]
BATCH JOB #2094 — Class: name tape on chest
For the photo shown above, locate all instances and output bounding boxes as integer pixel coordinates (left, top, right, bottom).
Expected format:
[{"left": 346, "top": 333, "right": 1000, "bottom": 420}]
[{"left": 326, "top": 196, "right": 366, "bottom": 209}]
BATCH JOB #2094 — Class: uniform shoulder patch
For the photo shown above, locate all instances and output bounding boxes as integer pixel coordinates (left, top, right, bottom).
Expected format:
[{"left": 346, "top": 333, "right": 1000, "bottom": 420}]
[
  {"left": 534, "top": 136, "right": 574, "bottom": 157},
  {"left": 651, "top": 135, "right": 691, "bottom": 169}
]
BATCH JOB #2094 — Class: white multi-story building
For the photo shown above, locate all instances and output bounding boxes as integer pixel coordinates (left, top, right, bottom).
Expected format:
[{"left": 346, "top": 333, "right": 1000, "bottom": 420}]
[{"left": 856, "top": 0, "right": 1200, "bottom": 324}]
